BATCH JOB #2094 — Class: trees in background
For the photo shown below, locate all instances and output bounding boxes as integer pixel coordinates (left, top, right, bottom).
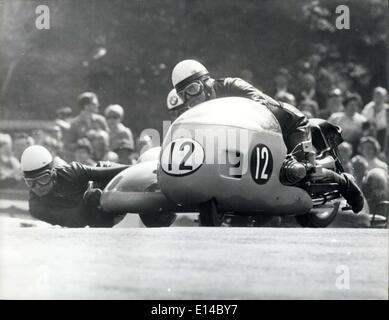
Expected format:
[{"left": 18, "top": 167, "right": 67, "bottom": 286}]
[{"left": 0, "top": 0, "right": 387, "bottom": 136}]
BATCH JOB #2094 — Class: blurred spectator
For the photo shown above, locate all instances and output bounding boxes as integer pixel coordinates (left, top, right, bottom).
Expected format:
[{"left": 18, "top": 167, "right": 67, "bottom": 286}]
[
  {"left": 31, "top": 129, "right": 47, "bottom": 145},
  {"left": 328, "top": 93, "right": 368, "bottom": 153},
  {"left": 299, "top": 100, "right": 319, "bottom": 119},
  {"left": 64, "top": 92, "right": 109, "bottom": 154},
  {"left": 318, "top": 88, "right": 344, "bottom": 120},
  {"left": 0, "top": 133, "right": 22, "bottom": 184},
  {"left": 361, "top": 168, "right": 389, "bottom": 216},
  {"left": 12, "top": 132, "right": 35, "bottom": 161},
  {"left": 357, "top": 136, "right": 388, "bottom": 172},
  {"left": 361, "top": 87, "right": 388, "bottom": 148},
  {"left": 275, "top": 91, "right": 296, "bottom": 106},
  {"left": 74, "top": 138, "right": 96, "bottom": 166},
  {"left": 138, "top": 133, "right": 154, "bottom": 156},
  {"left": 113, "top": 139, "right": 137, "bottom": 165},
  {"left": 338, "top": 142, "right": 354, "bottom": 175},
  {"left": 274, "top": 68, "right": 293, "bottom": 97},
  {"left": 32, "top": 129, "right": 63, "bottom": 159},
  {"left": 337, "top": 77, "right": 353, "bottom": 99},
  {"left": 350, "top": 156, "right": 369, "bottom": 187},
  {"left": 297, "top": 73, "right": 325, "bottom": 109},
  {"left": 55, "top": 107, "right": 73, "bottom": 132},
  {"left": 50, "top": 125, "right": 63, "bottom": 143},
  {"left": 104, "top": 104, "right": 135, "bottom": 151},
  {"left": 87, "top": 129, "right": 118, "bottom": 162}
]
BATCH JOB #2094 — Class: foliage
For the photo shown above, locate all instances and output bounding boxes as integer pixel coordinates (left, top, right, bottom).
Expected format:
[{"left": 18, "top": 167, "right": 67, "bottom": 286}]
[{"left": 0, "top": 0, "right": 387, "bottom": 136}]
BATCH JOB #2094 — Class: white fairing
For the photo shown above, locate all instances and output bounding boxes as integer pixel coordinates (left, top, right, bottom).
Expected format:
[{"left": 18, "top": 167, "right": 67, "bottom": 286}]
[
  {"left": 138, "top": 147, "right": 161, "bottom": 163},
  {"left": 158, "top": 97, "right": 313, "bottom": 215}
]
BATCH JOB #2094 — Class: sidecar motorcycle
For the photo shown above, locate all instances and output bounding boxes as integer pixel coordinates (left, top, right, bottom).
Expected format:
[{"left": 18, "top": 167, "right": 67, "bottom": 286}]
[{"left": 100, "top": 97, "right": 353, "bottom": 227}]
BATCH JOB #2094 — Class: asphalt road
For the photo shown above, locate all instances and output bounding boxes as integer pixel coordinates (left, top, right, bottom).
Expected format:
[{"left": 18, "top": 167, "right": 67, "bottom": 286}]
[{"left": 0, "top": 226, "right": 387, "bottom": 299}]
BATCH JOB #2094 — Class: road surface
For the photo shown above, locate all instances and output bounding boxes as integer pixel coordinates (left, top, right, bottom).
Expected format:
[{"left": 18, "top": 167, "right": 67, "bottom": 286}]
[{"left": 0, "top": 226, "right": 387, "bottom": 299}]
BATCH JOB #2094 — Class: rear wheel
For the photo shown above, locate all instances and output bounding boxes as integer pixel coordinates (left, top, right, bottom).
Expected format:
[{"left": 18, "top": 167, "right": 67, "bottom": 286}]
[
  {"left": 139, "top": 211, "right": 177, "bottom": 227},
  {"left": 295, "top": 201, "right": 340, "bottom": 228},
  {"left": 198, "top": 200, "right": 224, "bottom": 226}
]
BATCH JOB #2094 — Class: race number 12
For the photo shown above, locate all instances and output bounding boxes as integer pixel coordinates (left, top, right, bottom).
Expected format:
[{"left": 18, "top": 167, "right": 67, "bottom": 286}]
[
  {"left": 161, "top": 138, "right": 204, "bottom": 176},
  {"left": 250, "top": 144, "right": 273, "bottom": 184}
]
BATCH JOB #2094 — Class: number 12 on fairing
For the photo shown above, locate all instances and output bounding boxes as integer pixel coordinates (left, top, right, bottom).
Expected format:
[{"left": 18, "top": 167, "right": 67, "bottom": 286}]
[
  {"left": 250, "top": 144, "right": 273, "bottom": 184},
  {"left": 161, "top": 138, "right": 205, "bottom": 176}
]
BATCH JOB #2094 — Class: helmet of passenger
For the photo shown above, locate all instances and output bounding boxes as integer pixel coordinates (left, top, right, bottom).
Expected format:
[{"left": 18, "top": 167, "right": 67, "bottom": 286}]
[
  {"left": 166, "top": 88, "right": 184, "bottom": 110},
  {"left": 171, "top": 59, "right": 209, "bottom": 92},
  {"left": 21, "top": 145, "right": 53, "bottom": 176}
]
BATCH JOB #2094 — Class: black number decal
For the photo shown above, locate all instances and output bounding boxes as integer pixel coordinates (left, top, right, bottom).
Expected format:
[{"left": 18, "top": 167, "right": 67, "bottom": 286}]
[
  {"left": 250, "top": 144, "right": 273, "bottom": 184},
  {"left": 179, "top": 141, "right": 194, "bottom": 170},
  {"left": 168, "top": 141, "right": 175, "bottom": 171},
  {"left": 162, "top": 139, "right": 204, "bottom": 176}
]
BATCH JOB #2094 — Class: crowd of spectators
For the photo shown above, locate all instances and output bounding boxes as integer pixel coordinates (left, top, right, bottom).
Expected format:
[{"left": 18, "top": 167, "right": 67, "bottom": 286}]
[
  {"left": 271, "top": 67, "right": 388, "bottom": 164},
  {"left": 270, "top": 66, "right": 388, "bottom": 212},
  {"left": 0, "top": 91, "right": 144, "bottom": 188}
]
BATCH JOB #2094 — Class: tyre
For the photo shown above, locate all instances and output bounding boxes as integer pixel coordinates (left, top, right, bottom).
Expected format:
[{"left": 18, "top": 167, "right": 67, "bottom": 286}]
[
  {"left": 198, "top": 200, "right": 224, "bottom": 226},
  {"left": 295, "top": 201, "right": 340, "bottom": 228},
  {"left": 139, "top": 211, "right": 177, "bottom": 227}
]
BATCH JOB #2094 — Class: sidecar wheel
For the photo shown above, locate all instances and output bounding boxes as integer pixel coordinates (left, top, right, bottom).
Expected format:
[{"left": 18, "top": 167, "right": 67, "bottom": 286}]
[
  {"left": 139, "top": 211, "right": 177, "bottom": 228},
  {"left": 198, "top": 200, "right": 224, "bottom": 226},
  {"left": 295, "top": 201, "right": 340, "bottom": 228}
]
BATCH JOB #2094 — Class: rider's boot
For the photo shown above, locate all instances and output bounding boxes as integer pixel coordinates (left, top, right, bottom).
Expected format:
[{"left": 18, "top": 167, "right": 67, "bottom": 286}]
[{"left": 322, "top": 169, "right": 364, "bottom": 213}]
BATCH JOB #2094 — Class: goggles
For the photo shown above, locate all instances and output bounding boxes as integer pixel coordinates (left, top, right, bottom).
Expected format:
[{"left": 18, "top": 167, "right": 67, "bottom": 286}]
[
  {"left": 177, "top": 81, "right": 204, "bottom": 99},
  {"left": 106, "top": 114, "right": 121, "bottom": 119},
  {"left": 24, "top": 171, "right": 52, "bottom": 188}
]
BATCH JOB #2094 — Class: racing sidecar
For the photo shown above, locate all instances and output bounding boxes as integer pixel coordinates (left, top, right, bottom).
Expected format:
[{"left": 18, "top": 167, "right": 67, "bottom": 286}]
[{"left": 101, "top": 97, "right": 347, "bottom": 227}]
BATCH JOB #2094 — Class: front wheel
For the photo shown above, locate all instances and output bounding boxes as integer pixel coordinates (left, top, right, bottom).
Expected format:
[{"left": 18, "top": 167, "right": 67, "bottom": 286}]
[
  {"left": 139, "top": 211, "right": 177, "bottom": 227},
  {"left": 295, "top": 201, "right": 340, "bottom": 228}
]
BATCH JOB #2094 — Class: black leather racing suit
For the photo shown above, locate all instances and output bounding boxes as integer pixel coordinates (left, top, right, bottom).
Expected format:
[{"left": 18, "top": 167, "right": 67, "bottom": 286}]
[
  {"left": 212, "top": 77, "right": 310, "bottom": 152},
  {"left": 29, "top": 162, "right": 130, "bottom": 227}
]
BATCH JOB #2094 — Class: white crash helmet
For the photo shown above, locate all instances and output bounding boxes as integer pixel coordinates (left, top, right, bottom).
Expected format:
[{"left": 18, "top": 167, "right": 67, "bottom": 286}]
[
  {"left": 166, "top": 88, "right": 184, "bottom": 110},
  {"left": 21, "top": 145, "right": 53, "bottom": 174},
  {"left": 171, "top": 59, "right": 209, "bottom": 92}
]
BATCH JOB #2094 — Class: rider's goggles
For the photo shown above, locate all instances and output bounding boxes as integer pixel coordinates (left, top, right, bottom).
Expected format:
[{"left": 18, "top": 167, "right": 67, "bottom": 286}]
[
  {"left": 177, "top": 81, "right": 204, "bottom": 98},
  {"left": 24, "top": 171, "right": 52, "bottom": 188}
]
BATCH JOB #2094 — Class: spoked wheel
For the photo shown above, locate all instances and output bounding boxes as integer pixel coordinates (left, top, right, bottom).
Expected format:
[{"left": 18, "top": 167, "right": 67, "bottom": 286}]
[
  {"left": 198, "top": 200, "right": 224, "bottom": 227},
  {"left": 295, "top": 201, "right": 341, "bottom": 228},
  {"left": 139, "top": 211, "right": 177, "bottom": 227}
]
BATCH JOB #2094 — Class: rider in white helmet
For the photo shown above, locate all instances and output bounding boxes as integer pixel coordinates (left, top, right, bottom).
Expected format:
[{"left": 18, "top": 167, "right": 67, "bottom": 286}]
[
  {"left": 21, "top": 145, "right": 56, "bottom": 197},
  {"left": 21, "top": 145, "right": 130, "bottom": 227},
  {"left": 169, "top": 59, "right": 364, "bottom": 214},
  {"left": 171, "top": 59, "right": 311, "bottom": 153}
]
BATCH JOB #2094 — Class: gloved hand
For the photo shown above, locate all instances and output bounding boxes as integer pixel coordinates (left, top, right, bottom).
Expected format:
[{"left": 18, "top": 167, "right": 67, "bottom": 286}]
[{"left": 83, "top": 188, "right": 103, "bottom": 208}]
